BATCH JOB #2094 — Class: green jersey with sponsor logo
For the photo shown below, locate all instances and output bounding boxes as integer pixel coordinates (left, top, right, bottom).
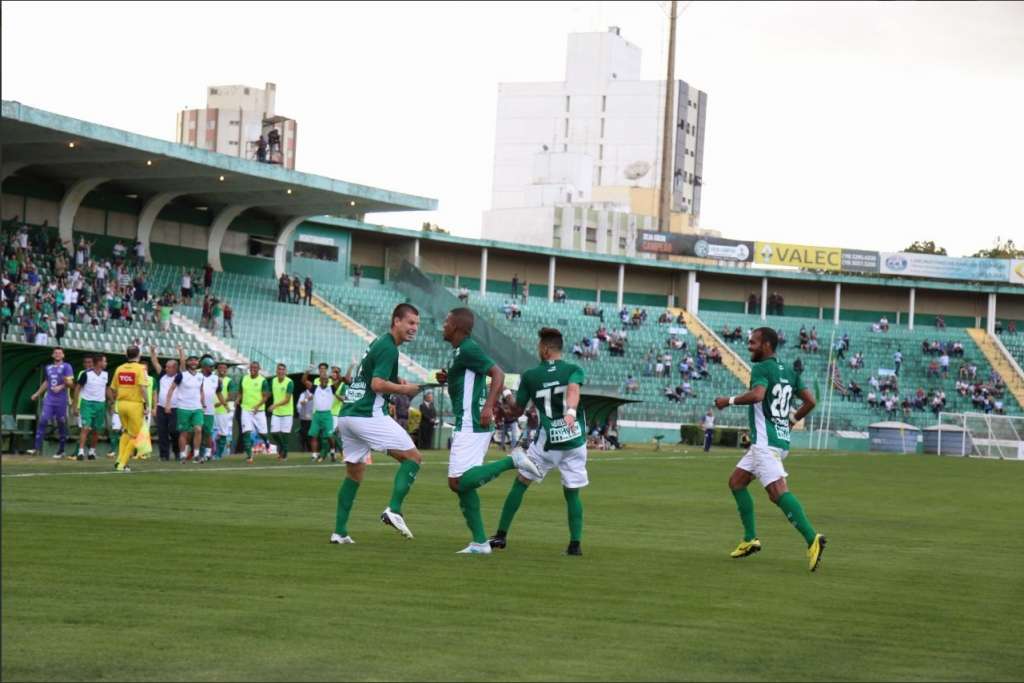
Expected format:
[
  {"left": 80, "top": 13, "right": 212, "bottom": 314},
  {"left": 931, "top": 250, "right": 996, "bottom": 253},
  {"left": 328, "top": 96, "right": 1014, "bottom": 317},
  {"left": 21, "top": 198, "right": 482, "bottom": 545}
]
[
  {"left": 448, "top": 337, "right": 495, "bottom": 433},
  {"left": 516, "top": 359, "right": 586, "bottom": 451},
  {"left": 342, "top": 334, "right": 399, "bottom": 418},
  {"left": 748, "top": 357, "right": 805, "bottom": 450}
]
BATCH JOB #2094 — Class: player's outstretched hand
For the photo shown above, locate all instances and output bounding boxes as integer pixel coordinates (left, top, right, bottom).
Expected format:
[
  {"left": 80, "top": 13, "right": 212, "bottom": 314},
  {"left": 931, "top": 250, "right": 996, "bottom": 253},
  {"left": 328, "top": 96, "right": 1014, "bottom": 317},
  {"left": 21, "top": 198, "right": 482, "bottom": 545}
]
[{"left": 714, "top": 397, "right": 730, "bottom": 410}]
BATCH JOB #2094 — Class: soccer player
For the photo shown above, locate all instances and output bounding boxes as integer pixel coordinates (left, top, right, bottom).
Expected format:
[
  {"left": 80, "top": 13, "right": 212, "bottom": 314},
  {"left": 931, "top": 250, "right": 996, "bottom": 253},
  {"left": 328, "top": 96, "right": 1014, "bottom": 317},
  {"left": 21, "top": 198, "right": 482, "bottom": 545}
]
[
  {"left": 238, "top": 361, "right": 271, "bottom": 464},
  {"left": 109, "top": 345, "right": 151, "bottom": 472},
  {"left": 212, "top": 362, "right": 236, "bottom": 460},
  {"left": 436, "top": 307, "right": 540, "bottom": 554},
  {"left": 331, "top": 304, "right": 423, "bottom": 544},
  {"left": 327, "top": 364, "right": 352, "bottom": 460},
  {"left": 73, "top": 354, "right": 108, "bottom": 460},
  {"left": 197, "top": 357, "right": 220, "bottom": 462},
  {"left": 713, "top": 326, "right": 827, "bottom": 572},
  {"left": 165, "top": 355, "right": 206, "bottom": 462},
  {"left": 269, "top": 363, "right": 295, "bottom": 461},
  {"left": 489, "top": 328, "right": 589, "bottom": 556},
  {"left": 28, "top": 347, "right": 74, "bottom": 457},
  {"left": 303, "top": 363, "right": 337, "bottom": 463}
]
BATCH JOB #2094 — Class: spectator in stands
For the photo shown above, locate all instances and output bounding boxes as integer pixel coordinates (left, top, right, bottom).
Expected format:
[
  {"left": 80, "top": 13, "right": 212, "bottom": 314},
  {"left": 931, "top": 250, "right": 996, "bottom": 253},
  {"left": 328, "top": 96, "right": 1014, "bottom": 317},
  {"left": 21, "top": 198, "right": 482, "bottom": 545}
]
[
  {"left": 747, "top": 292, "right": 759, "bottom": 314},
  {"left": 304, "top": 276, "right": 313, "bottom": 306},
  {"left": 709, "top": 347, "right": 722, "bottom": 364},
  {"left": 457, "top": 285, "right": 469, "bottom": 303},
  {"left": 511, "top": 273, "right": 520, "bottom": 300},
  {"left": 256, "top": 135, "right": 268, "bottom": 162},
  {"left": 278, "top": 273, "right": 290, "bottom": 302},
  {"left": 1009, "top": 321, "right": 1017, "bottom": 335},
  {"left": 867, "top": 390, "right": 878, "bottom": 407},
  {"left": 664, "top": 385, "right": 679, "bottom": 402},
  {"left": 939, "top": 351, "right": 950, "bottom": 376},
  {"left": 222, "top": 301, "right": 234, "bottom": 338},
  {"left": 681, "top": 380, "right": 693, "bottom": 397},
  {"left": 554, "top": 287, "right": 567, "bottom": 303},
  {"left": 879, "top": 315, "right": 889, "bottom": 332},
  {"left": 893, "top": 349, "right": 903, "bottom": 376},
  {"left": 994, "top": 319, "right": 1004, "bottom": 334},
  {"left": 833, "top": 338, "right": 846, "bottom": 360},
  {"left": 522, "top": 280, "right": 530, "bottom": 303},
  {"left": 353, "top": 264, "right": 362, "bottom": 287},
  {"left": 0, "top": 299, "right": 10, "bottom": 339},
  {"left": 793, "top": 357, "right": 804, "bottom": 376},
  {"left": 625, "top": 375, "right": 639, "bottom": 394},
  {"left": 994, "top": 398, "right": 1005, "bottom": 415},
  {"left": 291, "top": 276, "right": 301, "bottom": 304},
  {"left": 847, "top": 381, "right": 862, "bottom": 401},
  {"left": 572, "top": 341, "right": 584, "bottom": 358},
  {"left": 935, "top": 315, "right": 946, "bottom": 329}
]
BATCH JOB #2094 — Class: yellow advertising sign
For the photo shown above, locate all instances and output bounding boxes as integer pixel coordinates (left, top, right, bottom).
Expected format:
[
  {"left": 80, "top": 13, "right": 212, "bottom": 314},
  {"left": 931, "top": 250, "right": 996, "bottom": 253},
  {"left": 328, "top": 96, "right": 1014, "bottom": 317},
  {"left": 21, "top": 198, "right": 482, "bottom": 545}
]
[{"left": 753, "top": 242, "right": 842, "bottom": 271}]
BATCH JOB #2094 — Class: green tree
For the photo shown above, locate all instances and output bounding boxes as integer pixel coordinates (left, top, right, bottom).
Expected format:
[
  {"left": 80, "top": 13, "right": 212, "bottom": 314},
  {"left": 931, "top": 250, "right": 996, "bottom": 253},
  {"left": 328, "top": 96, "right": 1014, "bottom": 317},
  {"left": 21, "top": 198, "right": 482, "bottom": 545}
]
[
  {"left": 971, "top": 237, "right": 1024, "bottom": 259},
  {"left": 903, "top": 240, "right": 947, "bottom": 255}
]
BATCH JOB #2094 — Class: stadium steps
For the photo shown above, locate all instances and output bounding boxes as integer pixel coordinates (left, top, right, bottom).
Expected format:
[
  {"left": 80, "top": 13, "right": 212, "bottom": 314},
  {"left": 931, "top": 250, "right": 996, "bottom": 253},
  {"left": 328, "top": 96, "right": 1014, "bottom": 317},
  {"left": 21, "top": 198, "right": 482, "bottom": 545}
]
[
  {"left": 673, "top": 307, "right": 751, "bottom": 385},
  {"left": 967, "top": 328, "right": 1024, "bottom": 408},
  {"left": 311, "top": 293, "right": 431, "bottom": 382},
  {"left": 170, "top": 313, "right": 249, "bottom": 366}
]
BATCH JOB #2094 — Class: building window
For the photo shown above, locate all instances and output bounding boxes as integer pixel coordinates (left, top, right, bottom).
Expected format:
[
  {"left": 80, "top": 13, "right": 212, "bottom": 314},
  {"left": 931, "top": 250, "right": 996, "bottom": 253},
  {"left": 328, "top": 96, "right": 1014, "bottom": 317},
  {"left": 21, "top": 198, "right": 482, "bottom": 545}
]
[
  {"left": 602, "top": 95, "right": 607, "bottom": 112},
  {"left": 597, "top": 166, "right": 603, "bottom": 185},
  {"left": 566, "top": 193, "right": 572, "bottom": 203},
  {"left": 209, "top": 87, "right": 218, "bottom": 95},
  {"left": 600, "top": 118, "right": 605, "bottom": 138},
  {"left": 229, "top": 120, "right": 240, "bottom": 126},
  {"left": 586, "top": 227, "right": 597, "bottom": 243},
  {"left": 598, "top": 144, "right": 603, "bottom": 160},
  {"left": 294, "top": 240, "right": 339, "bottom": 262},
  {"left": 207, "top": 120, "right": 215, "bottom": 129},
  {"left": 244, "top": 87, "right": 250, "bottom": 95},
  {"left": 619, "top": 237, "right": 627, "bottom": 249},
  {"left": 564, "top": 118, "right": 569, "bottom": 137},
  {"left": 563, "top": 143, "right": 568, "bottom": 152},
  {"left": 565, "top": 95, "right": 570, "bottom": 113},
  {"left": 228, "top": 140, "right": 239, "bottom": 146}
]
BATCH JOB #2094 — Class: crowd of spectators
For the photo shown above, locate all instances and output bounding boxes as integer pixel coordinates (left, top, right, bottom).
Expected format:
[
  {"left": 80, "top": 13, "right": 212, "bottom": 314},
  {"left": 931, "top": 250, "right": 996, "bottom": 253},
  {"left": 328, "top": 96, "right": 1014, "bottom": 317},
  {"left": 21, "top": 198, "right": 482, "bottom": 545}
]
[{"left": 277, "top": 273, "right": 313, "bottom": 305}]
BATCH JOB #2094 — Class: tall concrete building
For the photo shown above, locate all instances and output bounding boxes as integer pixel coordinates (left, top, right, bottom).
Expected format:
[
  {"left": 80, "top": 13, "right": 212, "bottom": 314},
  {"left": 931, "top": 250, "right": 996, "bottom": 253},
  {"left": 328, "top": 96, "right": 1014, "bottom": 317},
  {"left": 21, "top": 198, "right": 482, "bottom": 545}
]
[
  {"left": 482, "top": 27, "right": 707, "bottom": 255},
  {"left": 176, "top": 82, "right": 297, "bottom": 169}
]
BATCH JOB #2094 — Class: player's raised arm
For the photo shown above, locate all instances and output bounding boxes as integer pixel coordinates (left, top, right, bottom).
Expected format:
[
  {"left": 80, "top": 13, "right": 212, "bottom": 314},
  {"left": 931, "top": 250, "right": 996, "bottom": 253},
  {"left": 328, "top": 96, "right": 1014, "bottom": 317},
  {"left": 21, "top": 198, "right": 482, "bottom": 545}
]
[{"left": 149, "top": 345, "right": 162, "bottom": 375}]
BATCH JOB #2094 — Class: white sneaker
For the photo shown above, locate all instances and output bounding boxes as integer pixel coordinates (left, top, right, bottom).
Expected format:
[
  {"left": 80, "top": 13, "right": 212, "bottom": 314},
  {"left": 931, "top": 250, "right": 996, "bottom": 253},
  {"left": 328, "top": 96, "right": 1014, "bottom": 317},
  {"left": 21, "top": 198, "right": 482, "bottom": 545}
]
[
  {"left": 25, "top": 449, "right": 38, "bottom": 456},
  {"left": 456, "top": 542, "right": 492, "bottom": 555},
  {"left": 310, "top": 453, "right": 318, "bottom": 462},
  {"left": 52, "top": 453, "right": 63, "bottom": 460},
  {"left": 329, "top": 533, "right": 355, "bottom": 544},
  {"left": 380, "top": 507, "right": 414, "bottom": 539},
  {"left": 511, "top": 447, "right": 542, "bottom": 479}
]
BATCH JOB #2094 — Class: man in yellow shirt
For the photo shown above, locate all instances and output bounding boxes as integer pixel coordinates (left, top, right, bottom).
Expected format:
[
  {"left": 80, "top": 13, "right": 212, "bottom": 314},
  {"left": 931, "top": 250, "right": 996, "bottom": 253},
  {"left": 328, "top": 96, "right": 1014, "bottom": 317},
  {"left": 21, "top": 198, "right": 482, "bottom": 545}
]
[{"left": 108, "top": 345, "right": 151, "bottom": 472}]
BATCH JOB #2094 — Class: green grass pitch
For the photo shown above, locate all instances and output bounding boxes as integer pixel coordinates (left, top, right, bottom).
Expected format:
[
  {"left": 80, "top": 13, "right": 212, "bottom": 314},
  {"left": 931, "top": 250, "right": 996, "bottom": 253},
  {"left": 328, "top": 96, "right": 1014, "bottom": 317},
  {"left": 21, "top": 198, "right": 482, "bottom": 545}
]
[{"left": 3, "top": 446, "right": 1023, "bottom": 681}]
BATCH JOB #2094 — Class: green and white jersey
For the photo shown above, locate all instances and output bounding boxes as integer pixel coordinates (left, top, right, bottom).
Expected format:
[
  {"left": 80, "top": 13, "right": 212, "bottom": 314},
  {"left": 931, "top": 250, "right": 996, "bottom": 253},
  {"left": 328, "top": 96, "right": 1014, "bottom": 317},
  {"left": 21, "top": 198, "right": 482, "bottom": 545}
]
[
  {"left": 342, "top": 334, "right": 399, "bottom": 418},
  {"left": 748, "top": 357, "right": 805, "bottom": 450},
  {"left": 516, "top": 359, "right": 586, "bottom": 451},
  {"left": 448, "top": 337, "right": 495, "bottom": 433}
]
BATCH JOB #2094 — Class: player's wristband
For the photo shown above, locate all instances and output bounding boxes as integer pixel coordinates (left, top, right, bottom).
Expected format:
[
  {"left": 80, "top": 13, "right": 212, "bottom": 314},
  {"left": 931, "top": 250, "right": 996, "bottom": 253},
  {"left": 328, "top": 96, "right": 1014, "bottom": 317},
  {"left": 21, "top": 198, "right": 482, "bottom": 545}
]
[
  {"left": 565, "top": 408, "right": 577, "bottom": 417},
  {"left": 728, "top": 396, "right": 736, "bottom": 406}
]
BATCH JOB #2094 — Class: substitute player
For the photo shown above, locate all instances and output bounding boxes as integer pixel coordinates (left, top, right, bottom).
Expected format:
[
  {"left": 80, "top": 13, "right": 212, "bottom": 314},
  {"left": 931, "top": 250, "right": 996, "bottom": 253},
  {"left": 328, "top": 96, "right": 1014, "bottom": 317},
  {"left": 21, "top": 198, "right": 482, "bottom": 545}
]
[
  {"left": 109, "top": 345, "right": 150, "bottom": 472},
  {"left": 239, "top": 361, "right": 271, "bottom": 464},
  {"left": 489, "top": 328, "right": 588, "bottom": 556},
  {"left": 331, "top": 303, "right": 423, "bottom": 544},
  {"left": 714, "top": 326, "right": 826, "bottom": 572},
  {"left": 437, "top": 307, "right": 540, "bottom": 555},
  {"left": 212, "top": 361, "right": 236, "bottom": 460},
  {"left": 73, "top": 355, "right": 108, "bottom": 460},
  {"left": 268, "top": 363, "right": 295, "bottom": 461},
  {"left": 198, "top": 357, "right": 219, "bottom": 462},
  {"left": 165, "top": 355, "right": 206, "bottom": 462},
  {"left": 303, "top": 363, "right": 337, "bottom": 463}
]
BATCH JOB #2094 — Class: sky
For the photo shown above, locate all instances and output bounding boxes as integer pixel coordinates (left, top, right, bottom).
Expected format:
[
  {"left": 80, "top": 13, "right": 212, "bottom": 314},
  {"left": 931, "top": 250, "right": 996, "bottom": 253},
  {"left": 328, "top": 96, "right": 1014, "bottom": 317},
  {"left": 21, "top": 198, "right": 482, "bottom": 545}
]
[{"left": 3, "top": 1, "right": 1023, "bottom": 258}]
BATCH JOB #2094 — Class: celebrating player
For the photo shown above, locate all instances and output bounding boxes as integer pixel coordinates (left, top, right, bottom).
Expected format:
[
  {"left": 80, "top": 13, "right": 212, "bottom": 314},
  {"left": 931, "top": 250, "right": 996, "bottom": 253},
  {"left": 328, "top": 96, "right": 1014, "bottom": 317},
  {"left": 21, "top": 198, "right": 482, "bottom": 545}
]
[
  {"left": 331, "top": 303, "right": 423, "bottom": 544},
  {"left": 437, "top": 307, "right": 541, "bottom": 555},
  {"left": 109, "top": 345, "right": 151, "bottom": 472},
  {"left": 489, "top": 327, "right": 588, "bottom": 556},
  {"left": 714, "top": 326, "right": 827, "bottom": 572},
  {"left": 28, "top": 347, "right": 74, "bottom": 457}
]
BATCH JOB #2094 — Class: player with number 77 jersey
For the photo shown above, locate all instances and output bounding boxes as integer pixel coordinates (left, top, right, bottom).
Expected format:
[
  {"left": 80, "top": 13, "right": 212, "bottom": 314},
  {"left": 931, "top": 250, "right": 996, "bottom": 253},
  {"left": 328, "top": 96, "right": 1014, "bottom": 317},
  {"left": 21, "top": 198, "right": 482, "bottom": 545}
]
[{"left": 488, "top": 327, "right": 588, "bottom": 556}]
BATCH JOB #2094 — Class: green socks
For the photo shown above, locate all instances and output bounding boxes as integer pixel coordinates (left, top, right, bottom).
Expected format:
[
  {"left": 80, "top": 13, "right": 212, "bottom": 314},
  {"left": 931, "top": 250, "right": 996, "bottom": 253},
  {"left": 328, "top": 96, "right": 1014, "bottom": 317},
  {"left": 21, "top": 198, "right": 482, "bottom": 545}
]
[
  {"left": 319, "top": 438, "right": 330, "bottom": 460},
  {"left": 458, "top": 489, "right": 487, "bottom": 543},
  {"left": 335, "top": 478, "right": 360, "bottom": 536},
  {"left": 457, "top": 456, "right": 514, "bottom": 492},
  {"left": 273, "top": 433, "right": 288, "bottom": 457},
  {"left": 776, "top": 492, "right": 817, "bottom": 545},
  {"left": 215, "top": 435, "right": 227, "bottom": 458},
  {"left": 563, "top": 487, "right": 583, "bottom": 543},
  {"left": 110, "top": 431, "right": 120, "bottom": 454},
  {"left": 731, "top": 488, "right": 757, "bottom": 542},
  {"left": 497, "top": 478, "right": 530, "bottom": 534},
  {"left": 388, "top": 460, "right": 420, "bottom": 514},
  {"left": 245, "top": 432, "right": 254, "bottom": 458}
]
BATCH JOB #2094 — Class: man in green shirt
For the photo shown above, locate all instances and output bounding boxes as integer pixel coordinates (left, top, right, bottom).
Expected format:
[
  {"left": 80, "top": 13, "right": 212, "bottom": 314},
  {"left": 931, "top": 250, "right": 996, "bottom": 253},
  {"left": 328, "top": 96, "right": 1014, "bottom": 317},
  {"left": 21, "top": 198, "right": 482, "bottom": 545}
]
[
  {"left": 331, "top": 304, "right": 423, "bottom": 544},
  {"left": 238, "top": 361, "right": 271, "bottom": 464},
  {"left": 436, "top": 308, "right": 540, "bottom": 555},
  {"left": 714, "top": 326, "right": 826, "bottom": 572},
  {"left": 304, "top": 363, "right": 339, "bottom": 463},
  {"left": 489, "top": 327, "right": 589, "bottom": 556},
  {"left": 268, "top": 363, "right": 295, "bottom": 461}
]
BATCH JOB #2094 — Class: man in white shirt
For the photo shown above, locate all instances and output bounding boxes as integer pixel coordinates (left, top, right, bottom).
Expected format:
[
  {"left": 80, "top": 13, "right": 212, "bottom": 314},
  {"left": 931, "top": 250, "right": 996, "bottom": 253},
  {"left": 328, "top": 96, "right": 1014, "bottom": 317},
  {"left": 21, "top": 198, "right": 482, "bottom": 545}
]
[
  {"left": 701, "top": 410, "right": 715, "bottom": 452},
  {"left": 166, "top": 355, "right": 206, "bottom": 462}
]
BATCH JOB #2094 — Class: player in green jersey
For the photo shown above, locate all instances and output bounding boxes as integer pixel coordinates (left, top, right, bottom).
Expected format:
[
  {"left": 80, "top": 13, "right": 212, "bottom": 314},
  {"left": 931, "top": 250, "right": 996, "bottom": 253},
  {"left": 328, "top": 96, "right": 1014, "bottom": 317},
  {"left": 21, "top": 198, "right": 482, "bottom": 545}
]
[
  {"left": 436, "top": 308, "right": 542, "bottom": 555},
  {"left": 331, "top": 304, "right": 424, "bottom": 544},
  {"left": 489, "top": 327, "right": 589, "bottom": 556},
  {"left": 304, "top": 363, "right": 339, "bottom": 463},
  {"left": 714, "top": 326, "right": 827, "bottom": 572}
]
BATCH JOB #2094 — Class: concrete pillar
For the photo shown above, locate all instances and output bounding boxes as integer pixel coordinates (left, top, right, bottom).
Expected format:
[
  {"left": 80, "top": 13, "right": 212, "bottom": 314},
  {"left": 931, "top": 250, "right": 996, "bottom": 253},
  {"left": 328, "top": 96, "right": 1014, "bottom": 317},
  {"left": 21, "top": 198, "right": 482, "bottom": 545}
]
[
  {"left": 454, "top": 274, "right": 460, "bottom": 289},
  {"left": 413, "top": 238, "right": 421, "bottom": 269},
  {"left": 686, "top": 270, "right": 698, "bottom": 312},
  {"left": 987, "top": 293, "right": 997, "bottom": 335},
  {"left": 274, "top": 215, "right": 313, "bottom": 278},
  {"left": 207, "top": 205, "right": 250, "bottom": 272},
  {"left": 760, "top": 277, "right": 768, "bottom": 321},
  {"left": 58, "top": 177, "right": 109, "bottom": 246},
  {"left": 137, "top": 193, "right": 183, "bottom": 263},
  {"left": 833, "top": 282, "right": 842, "bottom": 325},
  {"left": 548, "top": 256, "right": 557, "bottom": 302},
  {"left": 617, "top": 264, "right": 625, "bottom": 309},
  {"left": 479, "top": 248, "right": 488, "bottom": 296},
  {"left": 908, "top": 288, "right": 916, "bottom": 331}
]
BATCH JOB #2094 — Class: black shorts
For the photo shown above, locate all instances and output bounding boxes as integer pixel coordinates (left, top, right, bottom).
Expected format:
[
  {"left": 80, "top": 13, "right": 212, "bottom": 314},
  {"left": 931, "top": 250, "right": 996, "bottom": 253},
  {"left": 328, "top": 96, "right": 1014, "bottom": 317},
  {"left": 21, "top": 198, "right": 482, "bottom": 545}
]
[{"left": 181, "top": 287, "right": 191, "bottom": 298}]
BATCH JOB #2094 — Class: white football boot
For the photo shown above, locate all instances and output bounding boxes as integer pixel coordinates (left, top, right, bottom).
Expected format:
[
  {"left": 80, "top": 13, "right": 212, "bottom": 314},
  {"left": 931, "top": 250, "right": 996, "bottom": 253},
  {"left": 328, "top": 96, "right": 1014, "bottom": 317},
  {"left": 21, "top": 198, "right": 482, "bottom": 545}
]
[
  {"left": 456, "top": 542, "right": 492, "bottom": 555},
  {"left": 380, "top": 507, "right": 414, "bottom": 539},
  {"left": 510, "top": 447, "right": 542, "bottom": 479},
  {"left": 329, "top": 533, "right": 355, "bottom": 544}
]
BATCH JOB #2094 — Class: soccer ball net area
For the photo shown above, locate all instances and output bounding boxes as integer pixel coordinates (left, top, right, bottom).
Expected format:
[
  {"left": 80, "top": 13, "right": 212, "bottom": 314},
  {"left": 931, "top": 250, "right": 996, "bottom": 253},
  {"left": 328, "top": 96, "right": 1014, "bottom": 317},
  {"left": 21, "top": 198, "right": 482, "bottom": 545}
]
[{"left": 936, "top": 412, "right": 1024, "bottom": 460}]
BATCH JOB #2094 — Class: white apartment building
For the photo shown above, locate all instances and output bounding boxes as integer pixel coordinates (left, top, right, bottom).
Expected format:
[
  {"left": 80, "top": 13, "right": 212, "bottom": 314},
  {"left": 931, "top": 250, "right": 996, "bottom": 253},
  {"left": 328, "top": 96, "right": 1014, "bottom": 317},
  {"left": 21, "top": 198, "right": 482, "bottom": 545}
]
[
  {"left": 482, "top": 27, "right": 707, "bottom": 254},
  {"left": 176, "top": 82, "right": 297, "bottom": 170}
]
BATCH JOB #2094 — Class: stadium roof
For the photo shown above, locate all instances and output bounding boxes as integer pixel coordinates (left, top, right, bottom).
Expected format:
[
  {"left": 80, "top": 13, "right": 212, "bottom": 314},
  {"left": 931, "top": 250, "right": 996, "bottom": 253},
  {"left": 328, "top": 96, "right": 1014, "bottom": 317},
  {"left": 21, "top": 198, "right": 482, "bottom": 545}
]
[{"left": 0, "top": 100, "right": 437, "bottom": 220}]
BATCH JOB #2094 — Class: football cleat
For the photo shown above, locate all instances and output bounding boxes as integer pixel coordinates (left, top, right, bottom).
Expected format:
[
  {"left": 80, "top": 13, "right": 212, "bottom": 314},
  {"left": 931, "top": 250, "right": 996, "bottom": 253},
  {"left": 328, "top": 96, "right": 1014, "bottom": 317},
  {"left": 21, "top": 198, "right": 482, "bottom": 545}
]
[
  {"left": 730, "top": 539, "right": 762, "bottom": 558},
  {"left": 488, "top": 534, "right": 507, "bottom": 550},
  {"left": 52, "top": 453, "right": 64, "bottom": 460},
  {"left": 329, "top": 533, "right": 355, "bottom": 544},
  {"left": 510, "top": 447, "right": 542, "bottom": 479},
  {"left": 25, "top": 449, "right": 38, "bottom": 456},
  {"left": 456, "top": 542, "right": 492, "bottom": 555},
  {"left": 87, "top": 454, "right": 96, "bottom": 461},
  {"left": 380, "top": 508, "right": 414, "bottom": 539},
  {"left": 564, "top": 542, "right": 583, "bottom": 556},
  {"left": 808, "top": 534, "right": 827, "bottom": 572},
  {"left": 114, "top": 463, "right": 131, "bottom": 473},
  {"left": 245, "top": 457, "right": 254, "bottom": 465}
]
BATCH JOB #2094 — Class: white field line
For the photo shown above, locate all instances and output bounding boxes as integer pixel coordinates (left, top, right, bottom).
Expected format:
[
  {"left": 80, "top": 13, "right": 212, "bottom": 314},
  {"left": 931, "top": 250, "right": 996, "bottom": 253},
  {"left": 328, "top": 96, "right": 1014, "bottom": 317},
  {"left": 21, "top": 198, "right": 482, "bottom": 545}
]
[{"left": 0, "top": 452, "right": 847, "bottom": 479}]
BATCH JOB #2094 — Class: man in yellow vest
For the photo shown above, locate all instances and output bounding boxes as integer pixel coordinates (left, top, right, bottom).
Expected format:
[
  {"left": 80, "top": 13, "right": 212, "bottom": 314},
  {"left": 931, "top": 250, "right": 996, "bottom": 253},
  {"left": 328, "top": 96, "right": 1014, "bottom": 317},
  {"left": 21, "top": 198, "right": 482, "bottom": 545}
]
[
  {"left": 269, "top": 362, "right": 295, "bottom": 461},
  {"left": 212, "top": 361, "right": 237, "bottom": 460},
  {"left": 239, "top": 361, "right": 271, "bottom": 464},
  {"left": 108, "top": 345, "right": 151, "bottom": 472}
]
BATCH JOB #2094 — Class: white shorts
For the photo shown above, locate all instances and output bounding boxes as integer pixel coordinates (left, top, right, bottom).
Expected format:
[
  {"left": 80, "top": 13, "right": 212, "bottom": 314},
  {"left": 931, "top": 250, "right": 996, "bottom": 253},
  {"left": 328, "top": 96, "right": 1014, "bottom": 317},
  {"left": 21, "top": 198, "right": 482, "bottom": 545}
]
[
  {"left": 111, "top": 413, "right": 122, "bottom": 431},
  {"left": 736, "top": 446, "right": 789, "bottom": 486},
  {"left": 214, "top": 413, "right": 233, "bottom": 437},
  {"left": 270, "top": 415, "right": 293, "bottom": 433},
  {"left": 333, "top": 415, "right": 341, "bottom": 434},
  {"left": 518, "top": 431, "right": 589, "bottom": 489},
  {"left": 240, "top": 410, "right": 268, "bottom": 434},
  {"left": 337, "top": 415, "right": 415, "bottom": 464},
  {"left": 448, "top": 430, "right": 494, "bottom": 478}
]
